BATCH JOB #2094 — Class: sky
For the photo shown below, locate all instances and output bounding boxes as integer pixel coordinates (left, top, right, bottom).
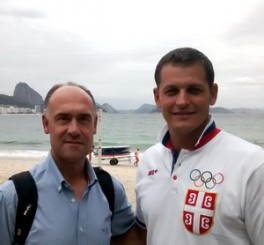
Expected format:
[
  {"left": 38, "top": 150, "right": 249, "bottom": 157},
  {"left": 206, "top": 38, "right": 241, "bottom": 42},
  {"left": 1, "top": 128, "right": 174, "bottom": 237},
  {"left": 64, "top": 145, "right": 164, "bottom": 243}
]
[{"left": 0, "top": 0, "right": 264, "bottom": 110}]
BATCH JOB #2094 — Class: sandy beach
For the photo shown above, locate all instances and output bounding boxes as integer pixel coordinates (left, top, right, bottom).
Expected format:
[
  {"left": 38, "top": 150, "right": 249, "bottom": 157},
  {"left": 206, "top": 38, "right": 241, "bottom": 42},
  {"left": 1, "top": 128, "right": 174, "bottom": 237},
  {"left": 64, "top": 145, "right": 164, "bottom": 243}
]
[{"left": 0, "top": 157, "right": 138, "bottom": 209}]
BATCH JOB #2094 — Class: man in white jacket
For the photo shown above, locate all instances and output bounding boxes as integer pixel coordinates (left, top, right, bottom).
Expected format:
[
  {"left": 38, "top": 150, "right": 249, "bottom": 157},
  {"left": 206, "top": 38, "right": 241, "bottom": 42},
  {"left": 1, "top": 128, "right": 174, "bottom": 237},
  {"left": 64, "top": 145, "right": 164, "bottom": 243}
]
[{"left": 135, "top": 47, "right": 264, "bottom": 245}]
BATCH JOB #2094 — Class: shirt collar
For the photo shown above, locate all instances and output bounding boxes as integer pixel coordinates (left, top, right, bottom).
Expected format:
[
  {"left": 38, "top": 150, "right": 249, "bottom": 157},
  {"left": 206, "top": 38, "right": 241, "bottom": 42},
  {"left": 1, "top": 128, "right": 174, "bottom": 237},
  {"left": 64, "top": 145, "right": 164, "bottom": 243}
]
[
  {"left": 46, "top": 152, "right": 97, "bottom": 190},
  {"left": 159, "top": 116, "right": 221, "bottom": 151}
]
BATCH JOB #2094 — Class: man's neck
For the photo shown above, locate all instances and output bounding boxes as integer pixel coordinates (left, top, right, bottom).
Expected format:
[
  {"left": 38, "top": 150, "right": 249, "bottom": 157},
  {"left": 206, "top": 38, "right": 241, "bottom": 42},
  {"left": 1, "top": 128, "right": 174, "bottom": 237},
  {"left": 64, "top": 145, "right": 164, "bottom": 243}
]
[
  {"left": 52, "top": 155, "right": 89, "bottom": 200},
  {"left": 169, "top": 117, "right": 211, "bottom": 151}
]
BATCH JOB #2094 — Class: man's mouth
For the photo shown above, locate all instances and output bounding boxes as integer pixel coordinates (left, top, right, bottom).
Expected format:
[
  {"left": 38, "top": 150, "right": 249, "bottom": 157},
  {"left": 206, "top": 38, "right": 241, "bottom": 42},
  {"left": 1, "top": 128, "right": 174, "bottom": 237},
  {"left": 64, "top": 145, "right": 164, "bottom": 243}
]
[
  {"left": 65, "top": 141, "right": 83, "bottom": 145},
  {"left": 172, "top": 111, "right": 195, "bottom": 116}
]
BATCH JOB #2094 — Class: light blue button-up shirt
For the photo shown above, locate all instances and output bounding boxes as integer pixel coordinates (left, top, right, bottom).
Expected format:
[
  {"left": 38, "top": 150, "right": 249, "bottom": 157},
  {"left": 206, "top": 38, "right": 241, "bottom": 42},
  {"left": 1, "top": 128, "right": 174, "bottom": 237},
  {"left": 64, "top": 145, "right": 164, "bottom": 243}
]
[{"left": 0, "top": 153, "right": 135, "bottom": 245}]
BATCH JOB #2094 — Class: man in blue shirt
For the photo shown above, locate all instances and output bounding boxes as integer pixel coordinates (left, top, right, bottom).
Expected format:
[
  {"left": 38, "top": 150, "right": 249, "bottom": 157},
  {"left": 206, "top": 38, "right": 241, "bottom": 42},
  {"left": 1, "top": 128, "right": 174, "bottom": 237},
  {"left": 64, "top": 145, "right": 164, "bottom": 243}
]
[{"left": 0, "top": 82, "right": 144, "bottom": 244}]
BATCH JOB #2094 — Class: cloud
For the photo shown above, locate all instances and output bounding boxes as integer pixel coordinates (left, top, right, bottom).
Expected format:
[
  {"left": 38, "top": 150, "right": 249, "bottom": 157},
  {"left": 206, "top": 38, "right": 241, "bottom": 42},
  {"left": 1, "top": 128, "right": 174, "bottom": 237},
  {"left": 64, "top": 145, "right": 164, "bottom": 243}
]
[
  {"left": 0, "top": 4, "right": 46, "bottom": 19},
  {"left": 224, "top": 1, "right": 264, "bottom": 45},
  {"left": 0, "top": 0, "right": 263, "bottom": 109}
]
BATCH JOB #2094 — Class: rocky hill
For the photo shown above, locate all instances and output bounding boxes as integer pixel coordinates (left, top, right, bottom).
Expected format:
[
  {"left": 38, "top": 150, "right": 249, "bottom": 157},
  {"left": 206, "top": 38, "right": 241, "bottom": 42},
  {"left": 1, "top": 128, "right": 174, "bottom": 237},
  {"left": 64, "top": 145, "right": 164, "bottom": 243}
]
[
  {"left": 134, "top": 103, "right": 159, "bottom": 113},
  {"left": 1, "top": 82, "right": 263, "bottom": 114},
  {"left": 0, "top": 94, "right": 33, "bottom": 108},
  {"left": 100, "top": 103, "right": 118, "bottom": 113},
  {"left": 13, "top": 82, "right": 43, "bottom": 106},
  {"left": 210, "top": 107, "right": 233, "bottom": 113},
  {"left": 0, "top": 82, "right": 43, "bottom": 109}
]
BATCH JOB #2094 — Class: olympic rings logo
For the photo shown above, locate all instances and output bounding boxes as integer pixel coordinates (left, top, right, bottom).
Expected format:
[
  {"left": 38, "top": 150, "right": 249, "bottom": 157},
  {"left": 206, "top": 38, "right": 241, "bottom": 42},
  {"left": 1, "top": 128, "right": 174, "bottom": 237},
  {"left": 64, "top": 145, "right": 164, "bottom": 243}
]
[{"left": 189, "top": 169, "right": 224, "bottom": 189}]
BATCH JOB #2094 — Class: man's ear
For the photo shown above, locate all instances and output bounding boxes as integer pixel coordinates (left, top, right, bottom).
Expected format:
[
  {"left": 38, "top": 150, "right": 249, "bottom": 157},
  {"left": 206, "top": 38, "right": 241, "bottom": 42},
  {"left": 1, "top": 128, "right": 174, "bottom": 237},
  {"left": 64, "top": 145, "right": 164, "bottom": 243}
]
[
  {"left": 210, "top": 83, "right": 218, "bottom": 106},
  {"left": 42, "top": 113, "right": 50, "bottom": 134},
  {"left": 153, "top": 87, "right": 161, "bottom": 108}
]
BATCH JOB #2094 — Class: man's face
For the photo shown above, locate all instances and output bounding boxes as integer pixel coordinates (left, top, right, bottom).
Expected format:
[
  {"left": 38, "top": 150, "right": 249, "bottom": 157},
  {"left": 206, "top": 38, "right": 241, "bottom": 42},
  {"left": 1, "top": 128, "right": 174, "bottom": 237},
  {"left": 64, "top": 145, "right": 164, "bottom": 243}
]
[
  {"left": 42, "top": 86, "right": 97, "bottom": 164},
  {"left": 154, "top": 63, "right": 218, "bottom": 137}
]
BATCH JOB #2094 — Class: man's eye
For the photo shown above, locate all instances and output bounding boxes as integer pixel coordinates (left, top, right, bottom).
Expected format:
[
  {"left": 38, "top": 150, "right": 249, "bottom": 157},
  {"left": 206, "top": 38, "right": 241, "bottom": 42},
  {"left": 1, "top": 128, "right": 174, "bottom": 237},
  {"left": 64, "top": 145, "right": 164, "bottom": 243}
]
[
  {"left": 79, "top": 116, "right": 91, "bottom": 123},
  {"left": 189, "top": 88, "right": 202, "bottom": 94},
  {"left": 164, "top": 89, "right": 178, "bottom": 96},
  {"left": 58, "top": 117, "right": 68, "bottom": 122}
]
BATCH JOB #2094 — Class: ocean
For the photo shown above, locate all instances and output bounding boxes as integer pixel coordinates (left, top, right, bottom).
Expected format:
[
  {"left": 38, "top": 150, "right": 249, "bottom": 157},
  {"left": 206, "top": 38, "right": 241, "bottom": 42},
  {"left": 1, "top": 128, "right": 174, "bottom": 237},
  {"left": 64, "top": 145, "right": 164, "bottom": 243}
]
[{"left": 0, "top": 112, "right": 263, "bottom": 160}]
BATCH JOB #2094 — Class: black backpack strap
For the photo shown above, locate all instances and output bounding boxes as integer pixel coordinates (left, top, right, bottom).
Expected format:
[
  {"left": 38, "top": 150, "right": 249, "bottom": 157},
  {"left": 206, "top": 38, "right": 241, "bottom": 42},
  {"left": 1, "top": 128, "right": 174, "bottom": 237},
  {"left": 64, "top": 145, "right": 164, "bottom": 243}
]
[
  {"left": 93, "top": 167, "right": 115, "bottom": 214},
  {"left": 9, "top": 171, "right": 38, "bottom": 245}
]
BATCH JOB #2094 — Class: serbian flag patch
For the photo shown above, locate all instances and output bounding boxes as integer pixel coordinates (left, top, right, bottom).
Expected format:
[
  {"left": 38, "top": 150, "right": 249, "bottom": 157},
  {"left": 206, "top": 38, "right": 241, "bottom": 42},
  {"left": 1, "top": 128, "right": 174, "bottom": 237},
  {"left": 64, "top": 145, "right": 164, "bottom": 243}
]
[{"left": 183, "top": 189, "right": 216, "bottom": 235}]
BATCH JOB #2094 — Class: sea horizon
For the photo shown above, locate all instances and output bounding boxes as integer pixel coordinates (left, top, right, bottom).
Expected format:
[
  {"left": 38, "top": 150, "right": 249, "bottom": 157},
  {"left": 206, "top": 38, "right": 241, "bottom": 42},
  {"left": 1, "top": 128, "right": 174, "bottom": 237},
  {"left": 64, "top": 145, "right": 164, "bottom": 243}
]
[{"left": 0, "top": 112, "right": 263, "bottom": 162}]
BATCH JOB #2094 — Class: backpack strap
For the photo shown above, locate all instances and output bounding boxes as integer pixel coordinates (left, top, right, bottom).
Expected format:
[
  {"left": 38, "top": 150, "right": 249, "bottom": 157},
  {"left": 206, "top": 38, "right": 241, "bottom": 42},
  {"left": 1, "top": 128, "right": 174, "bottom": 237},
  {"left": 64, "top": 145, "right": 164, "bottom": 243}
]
[
  {"left": 93, "top": 167, "right": 115, "bottom": 214},
  {"left": 9, "top": 171, "right": 38, "bottom": 245},
  {"left": 9, "top": 168, "right": 114, "bottom": 244}
]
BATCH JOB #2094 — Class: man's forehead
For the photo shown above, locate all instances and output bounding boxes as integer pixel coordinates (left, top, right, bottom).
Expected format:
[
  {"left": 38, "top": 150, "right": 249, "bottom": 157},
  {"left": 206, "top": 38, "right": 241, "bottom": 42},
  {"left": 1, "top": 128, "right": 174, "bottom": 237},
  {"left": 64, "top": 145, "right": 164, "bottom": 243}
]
[
  {"left": 49, "top": 86, "right": 92, "bottom": 105},
  {"left": 53, "top": 85, "right": 88, "bottom": 97},
  {"left": 47, "top": 104, "right": 96, "bottom": 119},
  {"left": 47, "top": 94, "right": 94, "bottom": 115}
]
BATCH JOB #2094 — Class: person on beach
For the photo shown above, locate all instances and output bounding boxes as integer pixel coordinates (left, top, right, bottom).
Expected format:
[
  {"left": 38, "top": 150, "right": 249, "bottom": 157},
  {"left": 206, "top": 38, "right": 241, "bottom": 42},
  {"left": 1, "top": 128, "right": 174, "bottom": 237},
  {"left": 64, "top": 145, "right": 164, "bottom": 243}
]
[
  {"left": 133, "top": 148, "right": 140, "bottom": 166},
  {"left": 88, "top": 144, "right": 94, "bottom": 161},
  {"left": 135, "top": 47, "right": 264, "bottom": 245},
  {"left": 0, "top": 82, "right": 144, "bottom": 244}
]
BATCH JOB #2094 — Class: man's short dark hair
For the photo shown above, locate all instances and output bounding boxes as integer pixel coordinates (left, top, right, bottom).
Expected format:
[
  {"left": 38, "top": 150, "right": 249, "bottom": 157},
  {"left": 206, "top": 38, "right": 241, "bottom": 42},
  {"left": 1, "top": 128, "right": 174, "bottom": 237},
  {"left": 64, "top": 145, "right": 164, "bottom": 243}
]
[{"left": 154, "top": 47, "right": 215, "bottom": 87}]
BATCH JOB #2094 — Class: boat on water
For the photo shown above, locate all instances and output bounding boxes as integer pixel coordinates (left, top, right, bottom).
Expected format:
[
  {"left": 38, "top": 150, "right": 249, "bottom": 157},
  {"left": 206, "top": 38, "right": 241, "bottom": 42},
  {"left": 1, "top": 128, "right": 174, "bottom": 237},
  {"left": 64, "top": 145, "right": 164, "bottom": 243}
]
[{"left": 93, "top": 145, "right": 132, "bottom": 165}]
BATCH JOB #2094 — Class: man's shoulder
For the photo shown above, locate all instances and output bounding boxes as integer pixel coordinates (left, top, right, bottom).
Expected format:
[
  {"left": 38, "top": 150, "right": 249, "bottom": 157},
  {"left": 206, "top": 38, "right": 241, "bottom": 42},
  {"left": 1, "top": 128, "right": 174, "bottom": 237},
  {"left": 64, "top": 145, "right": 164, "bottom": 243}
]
[
  {"left": 221, "top": 130, "right": 264, "bottom": 152},
  {"left": 143, "top": 143, "right": 166, "bottom": 156},
  {"left": 0, "top": 178, "right": 17, "bottom": 197},
  {"left": 96, "top": 168, "right": 124, "bottom": 193},
  {"left": 137, "top": 143, "right": 166, "bottom": 174},
  {"left": 29, "top": 157, "right": 55, "bottom": 183}
]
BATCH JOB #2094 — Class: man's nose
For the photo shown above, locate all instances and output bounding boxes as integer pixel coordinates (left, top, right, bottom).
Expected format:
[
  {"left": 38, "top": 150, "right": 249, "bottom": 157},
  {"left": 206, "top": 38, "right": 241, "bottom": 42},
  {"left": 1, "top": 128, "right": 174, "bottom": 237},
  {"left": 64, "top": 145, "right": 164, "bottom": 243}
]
[
  {"left": 68, "top": 119, "right": 80, "bottom": 135},
  {"left": 176, "top": 91, "right": 189, "bottom": 106}
]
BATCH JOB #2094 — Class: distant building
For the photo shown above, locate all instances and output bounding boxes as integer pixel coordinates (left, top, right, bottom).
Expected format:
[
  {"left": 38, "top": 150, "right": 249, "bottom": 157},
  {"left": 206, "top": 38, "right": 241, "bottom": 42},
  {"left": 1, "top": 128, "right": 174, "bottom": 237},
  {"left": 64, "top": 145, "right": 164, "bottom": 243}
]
[
  {"left": 0, "top": 105, "right": 35, "bottom": 114},
  {"left": 34, "top": 105, "right": 42, "bottom": 114},
  {"left": 0, "top": 105, "right": 8, "bottom": 114}
]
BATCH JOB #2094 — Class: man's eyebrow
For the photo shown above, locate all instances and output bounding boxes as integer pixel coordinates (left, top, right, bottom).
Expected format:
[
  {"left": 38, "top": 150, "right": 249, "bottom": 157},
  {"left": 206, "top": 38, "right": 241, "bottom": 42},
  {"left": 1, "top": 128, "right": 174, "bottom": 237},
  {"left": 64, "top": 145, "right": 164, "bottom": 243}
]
[
  {"left": 53, "top": 113, "right": 70, "bottom": 119},
  {"left": 163, "top": 84, "right": 178, "bottom": 89},
  {"left": 78, "top": 113, "right": 92, "bottom": 117},
  {"left": 55, "top": 112, "right": 70, "bottom": 116},
  {"left": 53, "top": 111, "right": 94, "bottom": 118}
]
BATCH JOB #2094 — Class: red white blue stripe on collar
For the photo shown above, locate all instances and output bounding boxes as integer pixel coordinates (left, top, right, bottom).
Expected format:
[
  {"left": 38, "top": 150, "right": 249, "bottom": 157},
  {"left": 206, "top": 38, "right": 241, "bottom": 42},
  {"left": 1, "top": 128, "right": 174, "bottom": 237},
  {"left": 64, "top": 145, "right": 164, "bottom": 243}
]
[{"left": 162, "top": 121, "right": 221, "bottom": 151}]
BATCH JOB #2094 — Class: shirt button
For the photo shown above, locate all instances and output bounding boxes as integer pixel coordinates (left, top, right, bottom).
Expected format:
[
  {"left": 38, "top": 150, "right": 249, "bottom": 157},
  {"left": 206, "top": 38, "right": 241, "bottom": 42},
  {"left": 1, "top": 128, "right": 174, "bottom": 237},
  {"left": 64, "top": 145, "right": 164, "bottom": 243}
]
[
  {"left": 57, "top": 186, "right": 62, "bottom": 192},
  {"left": 71, "top": 198, "right": 76, "bottom": 203},
  {"left": 173, "top": 175, "right": 177, "bottom": 180},
  {"left": 80, "top": 226, "right": 84, "bottom": 232}
]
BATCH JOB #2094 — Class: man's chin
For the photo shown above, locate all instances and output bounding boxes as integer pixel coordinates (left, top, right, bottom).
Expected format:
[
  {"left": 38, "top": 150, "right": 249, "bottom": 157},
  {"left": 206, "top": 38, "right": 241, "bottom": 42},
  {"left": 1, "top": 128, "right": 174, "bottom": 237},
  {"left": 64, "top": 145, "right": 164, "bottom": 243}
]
[
  {"left": 64, "top": 143, "right": 85, "bottom": 152},
  {"left": 64, "top": 154, "right": 86, "bottom": 163},
  {"left": 62, "top": 148, "right": 86, "bottom": 159},
  {"left": 169, "top": 123, "right": 194, "bottom": 133}
]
